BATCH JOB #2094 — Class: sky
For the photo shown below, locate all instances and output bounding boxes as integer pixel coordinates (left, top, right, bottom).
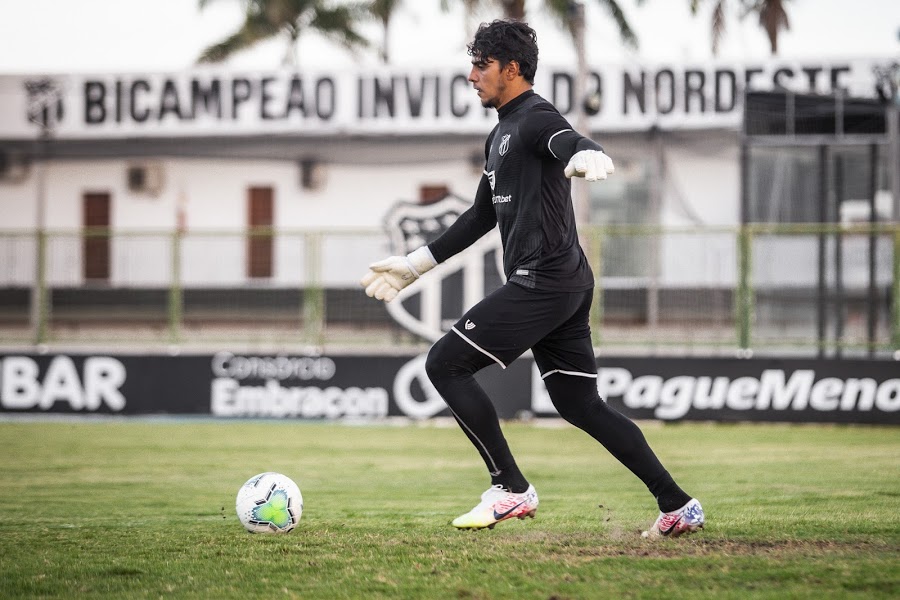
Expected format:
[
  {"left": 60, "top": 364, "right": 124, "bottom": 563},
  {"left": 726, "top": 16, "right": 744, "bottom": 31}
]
[{"left": 0, "top": 0, "right": 897, "bottom": 74}]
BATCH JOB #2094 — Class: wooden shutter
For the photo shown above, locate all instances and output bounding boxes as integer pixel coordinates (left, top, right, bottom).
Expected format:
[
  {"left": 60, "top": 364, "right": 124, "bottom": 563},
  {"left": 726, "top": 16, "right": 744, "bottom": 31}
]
[
  {"left": 247, "top": 187, "right": 274, "bottom": 278},
  {"left": 83, "top": 193, "right": 110, "bottom": 280}
]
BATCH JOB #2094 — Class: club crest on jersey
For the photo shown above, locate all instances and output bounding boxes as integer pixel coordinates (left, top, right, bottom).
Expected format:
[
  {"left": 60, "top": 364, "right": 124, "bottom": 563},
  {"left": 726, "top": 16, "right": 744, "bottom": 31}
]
[
  {"left": 498, "top": 134, "right": 511, "bottom": 156},
  {"left": 381, "top": 193, "right": 505, "bottom": 342}
]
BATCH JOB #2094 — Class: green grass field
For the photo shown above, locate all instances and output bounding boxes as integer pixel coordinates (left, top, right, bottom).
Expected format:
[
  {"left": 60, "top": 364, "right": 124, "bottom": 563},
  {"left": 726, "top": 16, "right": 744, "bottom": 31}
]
[{"left": 0, "top": 419, "right": 897, "bottom": 599}]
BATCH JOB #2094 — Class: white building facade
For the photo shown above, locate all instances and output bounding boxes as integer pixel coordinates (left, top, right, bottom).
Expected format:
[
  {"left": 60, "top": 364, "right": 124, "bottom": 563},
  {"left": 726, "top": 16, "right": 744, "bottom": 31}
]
[{"left": 0, "top": 56, "right": 892, "bottom": 290}]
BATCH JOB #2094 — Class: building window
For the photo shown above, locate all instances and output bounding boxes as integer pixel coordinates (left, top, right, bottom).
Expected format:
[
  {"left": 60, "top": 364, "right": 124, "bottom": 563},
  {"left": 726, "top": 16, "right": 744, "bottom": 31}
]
[
  {"left": 83, "top": 192, "right": 111, "bottom": 281},
  {"left": 419, "top": 185, "right": 450, "bottom": 205},
  {"left": 247, "top": 187, "right": 274, "bottom": 279}
]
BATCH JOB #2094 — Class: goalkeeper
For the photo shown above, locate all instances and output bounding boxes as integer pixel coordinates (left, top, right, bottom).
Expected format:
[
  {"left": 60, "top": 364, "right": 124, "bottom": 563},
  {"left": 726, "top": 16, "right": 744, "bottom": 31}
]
[{"left": 361, "top": 19, "right": 704, "bottom": 538}]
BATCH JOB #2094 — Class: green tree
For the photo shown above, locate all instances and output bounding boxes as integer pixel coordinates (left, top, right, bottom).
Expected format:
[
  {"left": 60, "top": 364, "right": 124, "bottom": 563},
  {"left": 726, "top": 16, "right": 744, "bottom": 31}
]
[
  {"left": 197, "top": 0, "right": 369, "bottom": 65},
  {"left": 690, "top": 0, "right": 791, "bottom": 55}
]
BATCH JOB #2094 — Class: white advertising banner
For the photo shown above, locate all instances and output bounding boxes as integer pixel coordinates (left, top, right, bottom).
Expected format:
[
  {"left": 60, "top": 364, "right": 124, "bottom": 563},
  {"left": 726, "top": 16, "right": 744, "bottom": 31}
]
[{"left": 0, "top": 57, "right": 892, "bottom": 139}]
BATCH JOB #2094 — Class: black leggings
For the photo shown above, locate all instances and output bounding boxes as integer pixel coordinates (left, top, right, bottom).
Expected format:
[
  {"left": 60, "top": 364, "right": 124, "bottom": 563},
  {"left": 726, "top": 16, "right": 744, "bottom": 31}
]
[{"left": 425, "top": 331, "right": 676, "bottom": 498}]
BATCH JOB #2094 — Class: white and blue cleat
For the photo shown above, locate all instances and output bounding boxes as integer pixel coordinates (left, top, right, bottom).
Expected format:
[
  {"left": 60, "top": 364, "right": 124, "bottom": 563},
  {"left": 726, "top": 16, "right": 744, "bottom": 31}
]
[{"left": 642, "top": 498, "right": 705, "bottom": 539}]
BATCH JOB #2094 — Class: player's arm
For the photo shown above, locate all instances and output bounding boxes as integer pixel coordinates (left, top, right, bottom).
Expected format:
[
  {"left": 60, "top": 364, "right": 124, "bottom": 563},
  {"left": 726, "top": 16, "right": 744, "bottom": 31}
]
[
  {"left": 361, "top": 145, "right": 498, "bottom": 303},
  {"left": 360, "top": 175, "right": 496, "bottom": 302},
  {"left": 520, "top": 107, "right": 615, "bottom": 181},
  {"left": 427, "top": 174, "right": 496, "bottom": 263},
  {"left": 427, "top": 129, "right": 499, "bottom": 262}
]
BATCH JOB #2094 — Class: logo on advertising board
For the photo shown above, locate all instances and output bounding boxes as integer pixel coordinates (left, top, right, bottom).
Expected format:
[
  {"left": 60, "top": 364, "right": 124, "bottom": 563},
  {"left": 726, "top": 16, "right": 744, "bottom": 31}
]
[
  {"left": 207, "top": 352, "right": 389, "bottom": 419},
  {"left": 531, "top": 360, "right": 900, "bottom": 424},
  {"left": 0, "top": 355, "right": 126, "bottom": 412},
  {"left": 873, "top": 61, "right": 900, "bottom": 104},
  {"left": 25, "top": 78, "right": 65, "bottom": 131}
]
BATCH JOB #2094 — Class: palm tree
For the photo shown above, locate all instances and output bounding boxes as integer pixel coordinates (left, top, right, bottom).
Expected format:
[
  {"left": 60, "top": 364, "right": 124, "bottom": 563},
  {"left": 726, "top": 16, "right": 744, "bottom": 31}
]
[
  {"left": 197, "top": 0, "right": 369, "bottom": 65},
  {"left": 690, "top": 0, "right": 791, "bottom": 55},
  {"left": 441, "top": 0, "right": 641, "bottom": 50},
  {"left": 369, "top": 0, "right": 403, "bottom": 63},
  {"left": 542, "top": 0, "right": 641, "bottom": 49},
  {"left": 440, "top": 0, "right": 483, "bottom": 39}
]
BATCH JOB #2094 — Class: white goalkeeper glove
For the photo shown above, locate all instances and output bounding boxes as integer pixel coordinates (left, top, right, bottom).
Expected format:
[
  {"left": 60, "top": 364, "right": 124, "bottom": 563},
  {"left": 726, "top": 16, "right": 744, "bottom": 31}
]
[
  {"left": 564, "top": 150, "right": 615, "bottom": 182},
  {"left": 360, "top": 246, "right": 437, "bottom": 303}
]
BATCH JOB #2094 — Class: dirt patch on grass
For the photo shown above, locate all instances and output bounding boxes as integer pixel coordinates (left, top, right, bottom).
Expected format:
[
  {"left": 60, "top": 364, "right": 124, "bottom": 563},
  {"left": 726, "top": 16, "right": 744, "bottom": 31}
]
[
  {"left": 572, "top": 537, "right": 896, "bottom": 559},
  {"left": 478, "top": 528, "right": 897, "bottom": 560}
]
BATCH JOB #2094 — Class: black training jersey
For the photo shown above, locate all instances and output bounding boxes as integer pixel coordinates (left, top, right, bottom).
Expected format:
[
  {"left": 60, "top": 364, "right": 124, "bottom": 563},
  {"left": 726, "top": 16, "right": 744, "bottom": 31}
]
[{"left": 429, "top": 90, "right": 602, "bottom": 292}]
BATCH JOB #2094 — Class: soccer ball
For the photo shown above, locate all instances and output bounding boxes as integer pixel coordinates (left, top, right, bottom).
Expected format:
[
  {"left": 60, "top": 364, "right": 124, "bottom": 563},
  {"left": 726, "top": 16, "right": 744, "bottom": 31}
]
[{"left": 235, "top": 472, "right": 303, "bottom": 533}]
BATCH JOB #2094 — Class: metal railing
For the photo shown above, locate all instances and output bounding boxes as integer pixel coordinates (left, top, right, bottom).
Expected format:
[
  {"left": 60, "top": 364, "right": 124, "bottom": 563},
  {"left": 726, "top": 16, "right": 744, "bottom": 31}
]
[{"left": 1, "top": 224, "right": 897, "bottom": 357}]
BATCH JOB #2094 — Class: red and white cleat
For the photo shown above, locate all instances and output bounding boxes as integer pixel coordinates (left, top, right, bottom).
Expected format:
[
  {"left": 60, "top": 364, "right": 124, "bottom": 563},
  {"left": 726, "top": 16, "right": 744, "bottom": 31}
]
[{"left": 452, "top": 484, "right": 539, "bottom": 530}]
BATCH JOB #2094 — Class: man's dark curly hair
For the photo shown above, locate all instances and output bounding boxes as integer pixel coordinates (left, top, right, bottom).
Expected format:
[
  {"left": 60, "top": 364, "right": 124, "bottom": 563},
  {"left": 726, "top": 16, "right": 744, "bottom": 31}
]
[{"left": 467, "top": 20, "right": 539, "bottom": 84}]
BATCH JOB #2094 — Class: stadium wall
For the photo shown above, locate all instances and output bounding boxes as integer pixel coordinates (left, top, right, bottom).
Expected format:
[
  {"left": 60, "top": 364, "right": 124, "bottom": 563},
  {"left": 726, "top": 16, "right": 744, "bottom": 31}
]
[
  {"left": 1, "top": 352, "right": 897, "bottom": 424},
  {"left": 2, "top": 57, "right": 893, "bottom": 289}
]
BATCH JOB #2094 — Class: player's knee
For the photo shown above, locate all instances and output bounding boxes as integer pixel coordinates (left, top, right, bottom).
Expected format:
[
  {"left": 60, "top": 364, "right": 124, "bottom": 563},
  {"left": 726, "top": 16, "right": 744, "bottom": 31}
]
[
  {"left": 553, "top": 401, "right": 589, "bottom": 428},
  {"left": 424, "top": 342, "right": 447, "bottom": 384},
  {"left": 425, "top": 334, "right": 480, "bottom": 385},
  {"left": 425, "top": 336, "right": 460, "bottom": 384},
  {"left": 543, "top": 374, "right": 604, "bottom": 427}
]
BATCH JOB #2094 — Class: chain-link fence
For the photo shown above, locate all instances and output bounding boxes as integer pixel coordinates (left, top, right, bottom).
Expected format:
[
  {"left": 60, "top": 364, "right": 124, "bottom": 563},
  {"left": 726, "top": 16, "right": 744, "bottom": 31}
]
[{"left": 1, "top": 224, "right": 897, "bottom": 357}]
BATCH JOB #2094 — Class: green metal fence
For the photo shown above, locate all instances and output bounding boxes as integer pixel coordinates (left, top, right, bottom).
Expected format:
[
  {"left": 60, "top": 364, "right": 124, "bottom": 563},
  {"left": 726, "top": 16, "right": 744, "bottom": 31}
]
[
  {"left": 589, "top": 223, "right": 898, "bottom": 357},
  {"left": 1, "top": 224, "right": 897, "bottom": 357}
]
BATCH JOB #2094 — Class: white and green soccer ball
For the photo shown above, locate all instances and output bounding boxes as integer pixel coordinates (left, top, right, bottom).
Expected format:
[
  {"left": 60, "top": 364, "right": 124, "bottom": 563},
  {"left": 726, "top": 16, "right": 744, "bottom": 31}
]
[{"left": 236, "top": 472, "right": 303, "bottom": 533}]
